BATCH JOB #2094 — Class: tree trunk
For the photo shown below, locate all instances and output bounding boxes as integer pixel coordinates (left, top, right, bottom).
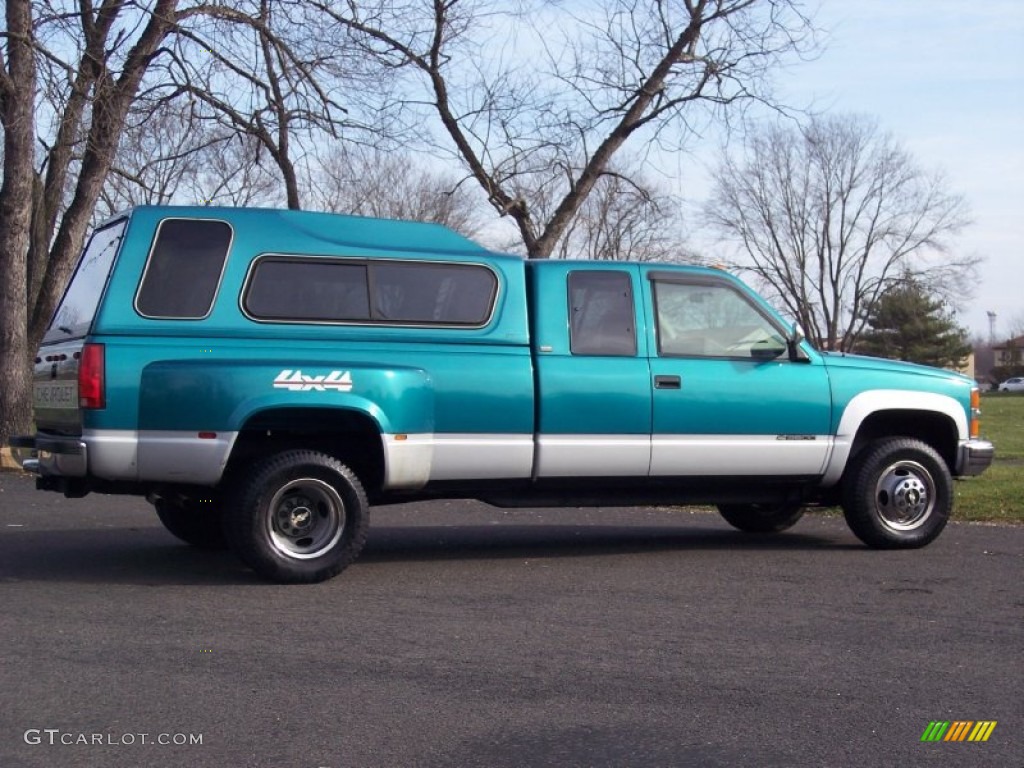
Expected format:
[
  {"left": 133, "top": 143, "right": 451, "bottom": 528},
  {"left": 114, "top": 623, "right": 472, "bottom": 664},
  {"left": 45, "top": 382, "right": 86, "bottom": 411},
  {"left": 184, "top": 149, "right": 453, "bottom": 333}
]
[
  {"left": 280, "top": 153, "right": 301, "bottom": 210},
  {"left": 28, "top": 0, "right": 183, "bottom": 347},
  {"left": 25, "top": 3, "right": 109, "bottom": 317},
  {"left": 0, "top": 0, "right": 38, "bottom": 445}
]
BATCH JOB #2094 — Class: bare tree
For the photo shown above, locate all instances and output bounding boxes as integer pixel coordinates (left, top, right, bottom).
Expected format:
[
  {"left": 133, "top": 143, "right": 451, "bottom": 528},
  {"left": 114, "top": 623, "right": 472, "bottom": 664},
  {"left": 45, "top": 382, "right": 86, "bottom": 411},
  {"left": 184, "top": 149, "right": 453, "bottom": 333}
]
[
  {"left": 316, "top": 0, "right": 816, "bottom": 258},
  {"left": 546, "top": 169, "right": 695, "bottom": 262},
  {"left": 1008, "top": 313, "right": 1024, "bottom": 341},
  {"left": 1, "top": 1, "right": 205, "bottom": 442},
  {"left": 188, "top": 132, "right": 283, "bottom": 208},
  {"left": 705, "top": 114, "right": 977, "bottom": 351},
  {"left": 310, "top": 147, "right": 485, "bottom": 238},
  {"left": 0, "top": 0, "right": 37, "bottom": 444},
  {"left": 100, "top": 0, "right": 398, "bottom": 215},
  {"left": 28, "top": 3, "right": 213, "bottom": 339},
  {"left": 98, "top": 103, "right": 227, "bottom": 215},
  {"left": 162, "top": 0, "right": 388, "bottom": 210},
  {"left": 99, "top": 105, "right": 281, "bottom": 216}
]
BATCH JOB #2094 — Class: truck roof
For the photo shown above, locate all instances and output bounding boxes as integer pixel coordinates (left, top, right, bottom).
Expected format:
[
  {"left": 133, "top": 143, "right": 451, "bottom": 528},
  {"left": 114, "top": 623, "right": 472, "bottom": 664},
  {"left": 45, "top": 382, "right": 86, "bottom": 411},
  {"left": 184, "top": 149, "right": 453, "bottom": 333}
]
[
  {"left": 117, "top": 206, "right": 730, "bottom": 278},
  {"left": 122, "top": 205, "right": 505, "bottom": 261}
]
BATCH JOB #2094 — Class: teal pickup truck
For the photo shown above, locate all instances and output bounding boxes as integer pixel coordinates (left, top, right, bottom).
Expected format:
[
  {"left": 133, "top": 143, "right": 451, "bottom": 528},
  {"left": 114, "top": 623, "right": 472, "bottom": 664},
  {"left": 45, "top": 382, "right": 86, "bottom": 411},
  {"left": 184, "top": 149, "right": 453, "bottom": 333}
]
[{"left": 10, "top": 206, "right": 994, "bottom": 583}]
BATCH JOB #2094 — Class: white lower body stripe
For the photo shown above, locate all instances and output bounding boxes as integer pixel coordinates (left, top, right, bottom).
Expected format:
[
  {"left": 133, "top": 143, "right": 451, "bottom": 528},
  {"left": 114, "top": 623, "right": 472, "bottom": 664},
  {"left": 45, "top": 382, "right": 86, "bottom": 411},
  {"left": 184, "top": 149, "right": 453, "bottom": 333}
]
[
  {"left": 650, "top": 435, "right": 831, "bottom": 476},
  {"left": 382, "top": 433, "right": 534, "bottom": 489},
  {"left": 382, "top": 433, "right": 832, "bottom": 489}
]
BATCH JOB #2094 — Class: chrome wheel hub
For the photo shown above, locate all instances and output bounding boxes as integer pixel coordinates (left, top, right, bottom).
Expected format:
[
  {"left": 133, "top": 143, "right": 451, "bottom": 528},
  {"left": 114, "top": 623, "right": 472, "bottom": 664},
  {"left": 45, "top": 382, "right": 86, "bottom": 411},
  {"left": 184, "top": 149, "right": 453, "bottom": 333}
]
[
  {"left": 267, "top": 478, "right": 345, "bottom": 560},
  {"left": 874, "top": 460, "right": 935, "bottom": 531}
]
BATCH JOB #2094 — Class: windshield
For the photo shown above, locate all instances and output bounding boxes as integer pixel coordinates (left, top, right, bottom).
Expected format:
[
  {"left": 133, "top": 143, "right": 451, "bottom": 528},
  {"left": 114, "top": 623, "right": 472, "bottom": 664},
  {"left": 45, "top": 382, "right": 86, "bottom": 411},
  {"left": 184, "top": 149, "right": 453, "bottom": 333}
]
[{"left": 44, "top": 219, "right": 127, "bottom": 343}]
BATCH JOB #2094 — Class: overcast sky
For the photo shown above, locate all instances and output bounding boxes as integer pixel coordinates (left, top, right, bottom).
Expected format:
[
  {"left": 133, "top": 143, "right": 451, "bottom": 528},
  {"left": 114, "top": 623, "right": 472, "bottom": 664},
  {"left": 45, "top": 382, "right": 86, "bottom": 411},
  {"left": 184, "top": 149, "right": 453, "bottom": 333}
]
[{"left": 699, "top": 0, "right": 1024, "bottom": 339}]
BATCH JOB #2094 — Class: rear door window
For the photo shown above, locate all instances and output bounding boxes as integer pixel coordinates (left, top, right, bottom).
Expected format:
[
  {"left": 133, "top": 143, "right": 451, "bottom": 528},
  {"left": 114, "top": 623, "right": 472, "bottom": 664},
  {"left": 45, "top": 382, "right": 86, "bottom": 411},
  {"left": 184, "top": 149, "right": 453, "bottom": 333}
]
[
  {"left": 45, "top": 219, "right": 127, "bottom": 342},
  {"left": 568, "top": 270, "right": 637, "bottom": 356},
  {"left": 135, "top": 219, "right": 232, "bottom": 319}
]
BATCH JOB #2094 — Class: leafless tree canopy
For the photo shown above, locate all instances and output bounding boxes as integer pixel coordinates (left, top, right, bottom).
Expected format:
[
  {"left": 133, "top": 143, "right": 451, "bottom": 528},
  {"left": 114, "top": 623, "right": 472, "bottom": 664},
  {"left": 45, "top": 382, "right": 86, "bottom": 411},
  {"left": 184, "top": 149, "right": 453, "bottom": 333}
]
[
  {"left": 706, "top": 114, "right": 977, "bottom": 351},
  {"left": 156, "top": 0, "right": 382, "bottom": 209},
  {"left": 547, "top": 169, "right": 695, "bottom": 263},
  {"left": 310, "top": 147, "right": 484, "bottom": 238},
  {"left": 318, "top": 0, "right": 816, "bottom": 258},
  {"left": 1007, "top": 313, "right": 1024, "bottom": 340},
  {"left": 99, "top": 107, "right": 281, "bottom": 215}
]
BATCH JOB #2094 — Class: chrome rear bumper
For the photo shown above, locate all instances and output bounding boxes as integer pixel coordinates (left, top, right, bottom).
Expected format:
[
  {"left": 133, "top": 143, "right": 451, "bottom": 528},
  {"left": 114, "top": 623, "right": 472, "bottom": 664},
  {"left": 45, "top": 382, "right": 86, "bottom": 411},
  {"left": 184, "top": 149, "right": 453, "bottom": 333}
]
[{"left": 8, "top": 434, "right": 87, "bottom": 476}]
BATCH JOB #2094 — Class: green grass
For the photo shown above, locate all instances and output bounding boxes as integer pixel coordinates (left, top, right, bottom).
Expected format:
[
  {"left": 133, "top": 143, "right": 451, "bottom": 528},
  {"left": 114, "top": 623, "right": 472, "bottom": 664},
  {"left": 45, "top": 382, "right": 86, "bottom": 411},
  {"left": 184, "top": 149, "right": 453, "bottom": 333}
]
[{"left": 954, "top": 393, "right": 1024, "bottom": 523}]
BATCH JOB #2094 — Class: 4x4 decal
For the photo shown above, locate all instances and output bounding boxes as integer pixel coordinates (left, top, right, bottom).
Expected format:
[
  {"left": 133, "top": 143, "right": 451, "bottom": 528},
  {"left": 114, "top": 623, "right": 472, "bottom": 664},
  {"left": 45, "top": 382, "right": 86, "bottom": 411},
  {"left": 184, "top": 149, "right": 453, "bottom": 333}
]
[{"left": 273, "top": 369, "right": 353, "bottom": 392}]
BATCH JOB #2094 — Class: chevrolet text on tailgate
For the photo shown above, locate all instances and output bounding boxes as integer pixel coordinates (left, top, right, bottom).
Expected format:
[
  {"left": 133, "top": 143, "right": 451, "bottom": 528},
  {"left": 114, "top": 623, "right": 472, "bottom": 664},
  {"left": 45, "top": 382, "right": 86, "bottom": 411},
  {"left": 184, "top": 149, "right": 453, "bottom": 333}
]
[{"left": 10, "top": 206, "right": 995, "bottom": 583}]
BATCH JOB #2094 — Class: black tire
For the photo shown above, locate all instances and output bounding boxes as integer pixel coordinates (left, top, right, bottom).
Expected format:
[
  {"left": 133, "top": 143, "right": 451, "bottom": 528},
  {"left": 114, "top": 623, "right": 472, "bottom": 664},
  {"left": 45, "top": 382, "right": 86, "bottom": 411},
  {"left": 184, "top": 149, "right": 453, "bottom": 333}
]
[
  {"left": 842, "top": 437, "right": 952, "bottom": 549},
  {"left": 153, "top": 495, "right": 227, "bottom": 550},
  {"left": 718, "top": 502, "right": 805, "bottom": 533},
  {"left": 223, "top": 450, "right": 369, "bottom": 583}
]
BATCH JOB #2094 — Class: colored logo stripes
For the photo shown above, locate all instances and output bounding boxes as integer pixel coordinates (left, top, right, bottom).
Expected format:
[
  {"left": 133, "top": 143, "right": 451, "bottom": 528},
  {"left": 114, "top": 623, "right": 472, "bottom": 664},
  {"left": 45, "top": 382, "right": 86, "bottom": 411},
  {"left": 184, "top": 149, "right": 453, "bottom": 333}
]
[{"left": 920, "top": 721, "right": 997, "bottom": 742}]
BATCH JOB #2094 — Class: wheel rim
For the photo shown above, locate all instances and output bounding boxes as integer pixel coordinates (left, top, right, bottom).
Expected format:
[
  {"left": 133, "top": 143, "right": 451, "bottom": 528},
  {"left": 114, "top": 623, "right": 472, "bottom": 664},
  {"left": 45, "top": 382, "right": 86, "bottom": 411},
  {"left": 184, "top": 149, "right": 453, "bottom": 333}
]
[
  {"left": 266, "top": 478, "right": 346, "bottom": 560},
  {"left": 873, "top": 460, "right": 936, "bottom": 531}
]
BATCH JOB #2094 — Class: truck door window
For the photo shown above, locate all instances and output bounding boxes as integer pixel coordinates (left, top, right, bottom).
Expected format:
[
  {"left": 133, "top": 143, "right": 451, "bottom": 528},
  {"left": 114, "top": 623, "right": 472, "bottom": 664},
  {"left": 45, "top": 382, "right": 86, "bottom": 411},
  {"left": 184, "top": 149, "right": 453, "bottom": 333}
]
[
  {"left": 653, "top": 280, "right": 787, "bottom": 360},
  {"left": 135, "top": 219, "right": 232, "bottom": 319},
  {"left": 568, "top": 271, "right": 637, "bottom": 356}
]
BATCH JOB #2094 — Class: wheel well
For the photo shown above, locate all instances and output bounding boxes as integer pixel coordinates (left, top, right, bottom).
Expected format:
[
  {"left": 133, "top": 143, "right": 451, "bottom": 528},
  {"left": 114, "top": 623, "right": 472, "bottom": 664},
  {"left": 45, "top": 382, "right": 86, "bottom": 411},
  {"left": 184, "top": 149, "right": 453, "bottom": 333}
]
[
  {"left": 227, "top": 408, "right": 385, "bottom": 493},
  {"left": 849, "top": 410, "right": 958, "bottom": 471}
]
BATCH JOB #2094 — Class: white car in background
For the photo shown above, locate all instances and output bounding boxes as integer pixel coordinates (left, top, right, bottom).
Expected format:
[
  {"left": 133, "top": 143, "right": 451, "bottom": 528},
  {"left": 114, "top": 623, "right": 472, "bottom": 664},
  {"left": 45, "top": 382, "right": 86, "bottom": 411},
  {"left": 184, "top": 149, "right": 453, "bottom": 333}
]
[{"left": 998, "top": 377, "right": 1024, "bottom": 392}]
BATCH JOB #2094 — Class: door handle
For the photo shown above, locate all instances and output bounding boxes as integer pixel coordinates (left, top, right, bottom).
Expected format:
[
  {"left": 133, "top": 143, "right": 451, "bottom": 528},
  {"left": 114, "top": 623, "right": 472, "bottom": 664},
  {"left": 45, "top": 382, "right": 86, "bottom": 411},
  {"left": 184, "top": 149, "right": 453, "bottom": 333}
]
[{"left": 654, "top": 375, "right": 681, "bottom": 389}]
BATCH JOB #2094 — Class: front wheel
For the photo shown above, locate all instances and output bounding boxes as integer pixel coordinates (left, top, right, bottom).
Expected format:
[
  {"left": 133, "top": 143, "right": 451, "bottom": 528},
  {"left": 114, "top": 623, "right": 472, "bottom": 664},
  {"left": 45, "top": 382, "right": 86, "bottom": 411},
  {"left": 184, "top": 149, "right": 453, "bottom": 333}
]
[
  {"left": 842, "top": 438, "right": 951, "bottom": 549},
  {"left": 223, "top": 450, "right": 370, "bottom": 583},
  {"left": 718, "top": 502, "right": 804, "bottom": 533}
]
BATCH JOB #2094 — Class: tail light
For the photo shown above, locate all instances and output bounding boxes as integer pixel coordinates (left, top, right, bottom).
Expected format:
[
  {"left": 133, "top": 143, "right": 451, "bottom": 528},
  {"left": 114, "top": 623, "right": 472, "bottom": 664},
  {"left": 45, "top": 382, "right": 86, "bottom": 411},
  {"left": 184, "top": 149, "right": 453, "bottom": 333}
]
[
  {"left": 79, "top": 343, "right": 105, "bottom": 409},
  {"left": 969, "top": 388, "right": 981, "bottom": 438}
]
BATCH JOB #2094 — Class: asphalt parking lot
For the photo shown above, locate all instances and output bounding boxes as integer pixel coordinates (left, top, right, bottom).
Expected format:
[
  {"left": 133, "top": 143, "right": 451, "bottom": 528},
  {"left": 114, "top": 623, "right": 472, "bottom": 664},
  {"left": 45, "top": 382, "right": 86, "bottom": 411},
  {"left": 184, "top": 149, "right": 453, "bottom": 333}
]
[{"left": 0, "top": 470, "right": 1020, "bottom": 768}]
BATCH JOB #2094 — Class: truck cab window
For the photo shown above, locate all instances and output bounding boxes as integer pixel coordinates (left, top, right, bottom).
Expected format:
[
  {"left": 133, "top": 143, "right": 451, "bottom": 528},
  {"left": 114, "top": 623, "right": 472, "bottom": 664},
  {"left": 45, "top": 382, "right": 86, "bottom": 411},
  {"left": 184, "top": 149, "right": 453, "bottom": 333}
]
[
  {"left": 654, "top": 280, "right": 787, "bottom": 360},
  {"left": 568, "top": 270, "right": 637, "bottom": 356}
]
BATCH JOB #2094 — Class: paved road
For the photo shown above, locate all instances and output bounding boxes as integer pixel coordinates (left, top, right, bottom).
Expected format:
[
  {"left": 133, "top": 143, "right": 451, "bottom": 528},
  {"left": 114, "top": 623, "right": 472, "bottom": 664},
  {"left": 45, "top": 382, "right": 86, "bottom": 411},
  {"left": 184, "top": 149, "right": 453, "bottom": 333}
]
[{"left": 0, "top": 470, "right": 1020, "bottom": 768}]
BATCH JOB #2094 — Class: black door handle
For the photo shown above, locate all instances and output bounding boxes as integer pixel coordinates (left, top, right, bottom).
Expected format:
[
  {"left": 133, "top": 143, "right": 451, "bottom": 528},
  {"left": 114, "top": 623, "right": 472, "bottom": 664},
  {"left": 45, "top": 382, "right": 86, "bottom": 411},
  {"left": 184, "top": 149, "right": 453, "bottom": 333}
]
[{"left": 654, "top": 375, "right": 681, "bottom": 389}]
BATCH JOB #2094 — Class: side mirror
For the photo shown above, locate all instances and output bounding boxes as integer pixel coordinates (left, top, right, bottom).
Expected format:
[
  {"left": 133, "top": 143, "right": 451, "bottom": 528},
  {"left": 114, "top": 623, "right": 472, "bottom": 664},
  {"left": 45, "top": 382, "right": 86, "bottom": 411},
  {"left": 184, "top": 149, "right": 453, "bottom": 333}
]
[{"left": 788, "top": 323, "right": 809, "bottom": 362}]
